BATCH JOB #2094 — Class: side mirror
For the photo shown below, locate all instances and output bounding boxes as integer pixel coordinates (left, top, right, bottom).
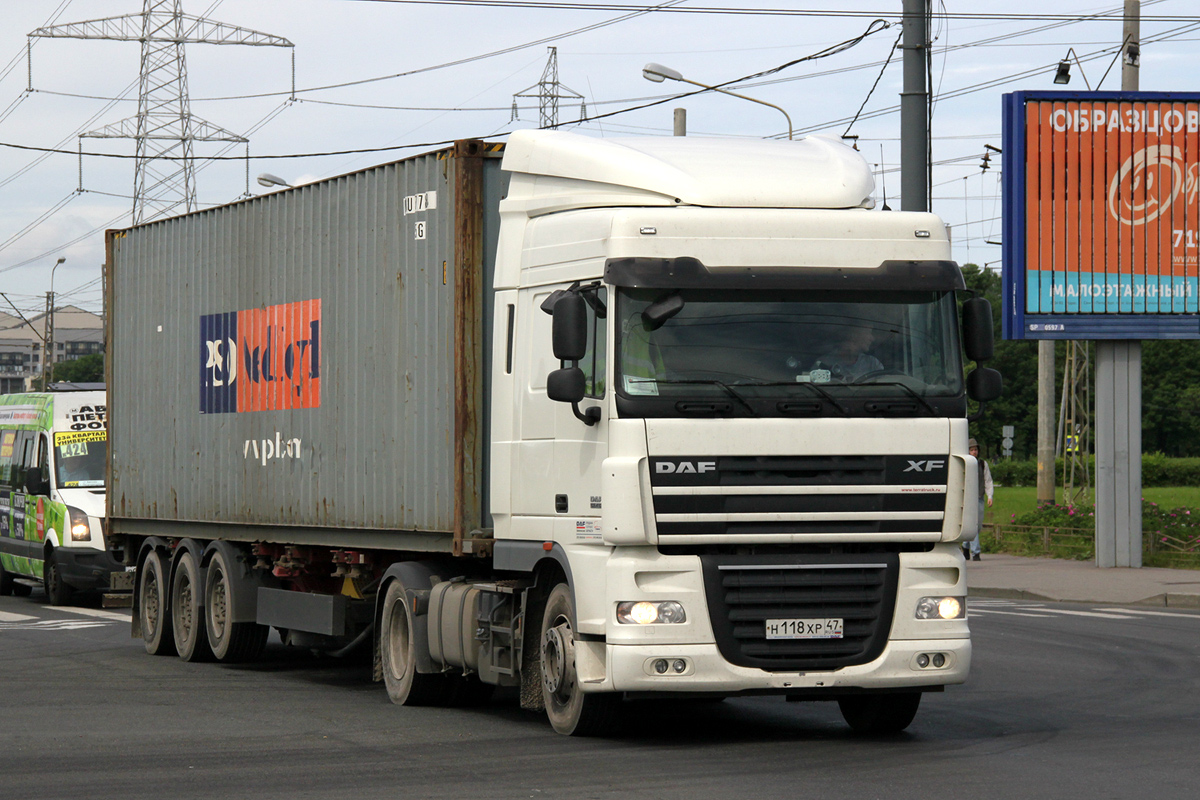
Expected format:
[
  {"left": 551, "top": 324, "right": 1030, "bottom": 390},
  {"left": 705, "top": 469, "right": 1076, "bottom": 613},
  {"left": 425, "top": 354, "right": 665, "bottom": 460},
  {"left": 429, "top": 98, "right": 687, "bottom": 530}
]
[
  {"left": 967, "top": 367, "right": 1003, "bottom": 403},
  {"left": 547, "top": 367, "right": 586, "bottom": 404},
  {"left": 24, "top": 466, "right": 47, "bottom": 496},
  {"left": 552, "top": 293, "right": 588, "bottom": 362},
  {"left": 962, "top": 297, "right": 994, "bottom": 363}
]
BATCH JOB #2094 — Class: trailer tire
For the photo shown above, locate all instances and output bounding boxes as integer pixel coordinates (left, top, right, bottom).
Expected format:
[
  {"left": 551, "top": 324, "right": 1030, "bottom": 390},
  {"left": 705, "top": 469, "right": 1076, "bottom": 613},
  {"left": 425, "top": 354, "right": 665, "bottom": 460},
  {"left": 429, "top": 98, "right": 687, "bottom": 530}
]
[
  {"left": 540, "top": 583, "right": 620, "bottom": 736},
  {"left": 204, "top": 548, "right": 268, "bottom": 663},
  {"left": 838, "top": 692, "right": 921, "bottom": 735},
  {"left": 138, "top": 550, "right": 176, "bottom": 656},
  {"left": 380, "top": 580, "right": 447, "bottom": 706},
  {"left": 43, "top": 550, "right": 74, "bottom": 607},
  {"left": 171, "top": 549, "right": 212, "bottom": 662}
]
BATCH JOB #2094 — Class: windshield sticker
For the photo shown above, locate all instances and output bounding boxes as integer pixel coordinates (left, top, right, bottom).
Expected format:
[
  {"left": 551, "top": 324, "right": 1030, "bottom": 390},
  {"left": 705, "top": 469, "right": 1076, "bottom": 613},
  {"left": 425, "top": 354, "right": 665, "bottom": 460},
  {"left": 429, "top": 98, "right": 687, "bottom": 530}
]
[
  {"left": 54, "top": 430, "right": 106, "bottom": 446},
  {"left": 623, "top": 376, "right": 659, "bottom": 396}
]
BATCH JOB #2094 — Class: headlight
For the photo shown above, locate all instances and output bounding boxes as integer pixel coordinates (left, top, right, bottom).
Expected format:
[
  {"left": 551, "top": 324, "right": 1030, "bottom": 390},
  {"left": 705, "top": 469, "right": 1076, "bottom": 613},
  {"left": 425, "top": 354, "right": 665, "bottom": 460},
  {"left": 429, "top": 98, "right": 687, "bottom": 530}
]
[
  {"left": 616, "top": 601, "right": 687, "bottom": 625},
  {"left": 916, "top": 596, "right": 965, "bottom": 620},
  {"left": 67, "top": 506, "right": 91, "bottom": 542}
]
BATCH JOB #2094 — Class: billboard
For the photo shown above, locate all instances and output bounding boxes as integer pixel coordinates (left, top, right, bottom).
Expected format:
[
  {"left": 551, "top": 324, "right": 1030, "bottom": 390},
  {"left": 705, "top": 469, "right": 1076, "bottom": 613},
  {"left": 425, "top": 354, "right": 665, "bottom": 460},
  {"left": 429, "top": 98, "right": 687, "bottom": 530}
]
[{"left": 1002, "top": 91, "right": 1200, "bottom": 339}]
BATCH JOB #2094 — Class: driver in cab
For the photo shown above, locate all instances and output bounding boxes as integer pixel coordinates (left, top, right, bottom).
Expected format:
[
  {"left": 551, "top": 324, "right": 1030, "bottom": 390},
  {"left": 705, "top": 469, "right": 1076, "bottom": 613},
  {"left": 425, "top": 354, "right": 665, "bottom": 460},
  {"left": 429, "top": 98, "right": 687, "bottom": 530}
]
[{"left": 811, "top": 326, "right": 883, "bottom": 382}]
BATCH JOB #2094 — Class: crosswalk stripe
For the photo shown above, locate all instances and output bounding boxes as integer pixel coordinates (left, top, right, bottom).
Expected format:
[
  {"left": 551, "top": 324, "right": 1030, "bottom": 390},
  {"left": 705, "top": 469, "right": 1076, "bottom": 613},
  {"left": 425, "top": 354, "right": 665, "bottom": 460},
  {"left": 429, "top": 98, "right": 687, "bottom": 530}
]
[
  {"left": 1096, "top": 607, "right": 1200, "bottom": 618},
  {"left": 969, "top": 609, "right": 1054, "bottom": 618},
  {"left": 59, "top": 607, "right": 130, "bottom": 622},
  {"left": 0, "top": 611, "right": 37, "bottom": 622}
]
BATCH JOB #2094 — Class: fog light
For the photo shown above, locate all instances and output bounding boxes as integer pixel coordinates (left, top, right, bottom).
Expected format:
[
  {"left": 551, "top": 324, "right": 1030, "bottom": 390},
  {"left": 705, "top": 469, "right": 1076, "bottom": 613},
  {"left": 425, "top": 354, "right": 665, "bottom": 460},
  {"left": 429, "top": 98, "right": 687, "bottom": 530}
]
[
  {"left": 932, "top": 653, "right": 946, "bottom": 668},
  {"left": 917, "top": 653, "right": 930, "bottom": 668},
  {"left": 916, "top": 596, "right": 966, "bottom": 620},
  {"left": 672, "top": 659, "right": 687, "bottom": 674},
  {"left": 654, "top": 659, "right": 669, "bottom": 674},
  {"left": 617, "top": 600, "right": 687, "bottom": 624}
]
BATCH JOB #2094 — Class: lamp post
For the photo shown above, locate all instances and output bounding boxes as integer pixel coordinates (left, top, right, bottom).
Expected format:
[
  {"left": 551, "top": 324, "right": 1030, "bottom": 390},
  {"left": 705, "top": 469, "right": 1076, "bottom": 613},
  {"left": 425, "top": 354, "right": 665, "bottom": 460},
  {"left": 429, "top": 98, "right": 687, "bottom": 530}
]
[
  {"left": 256, "top": 173, "right": 292, "bottom": 189},
  {"left": 642, "top": 63, "right": 793, "bottom": 140},
  {"left": 42, "top": 256, "right": 65, "bottom": 388}
]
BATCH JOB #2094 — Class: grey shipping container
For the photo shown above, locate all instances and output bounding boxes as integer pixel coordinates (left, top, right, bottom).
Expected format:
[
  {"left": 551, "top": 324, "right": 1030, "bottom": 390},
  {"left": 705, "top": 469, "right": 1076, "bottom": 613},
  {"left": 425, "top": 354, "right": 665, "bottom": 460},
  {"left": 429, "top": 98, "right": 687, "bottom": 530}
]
[{"left": 105, "top": 140, "right": 507, "bottom": 556}]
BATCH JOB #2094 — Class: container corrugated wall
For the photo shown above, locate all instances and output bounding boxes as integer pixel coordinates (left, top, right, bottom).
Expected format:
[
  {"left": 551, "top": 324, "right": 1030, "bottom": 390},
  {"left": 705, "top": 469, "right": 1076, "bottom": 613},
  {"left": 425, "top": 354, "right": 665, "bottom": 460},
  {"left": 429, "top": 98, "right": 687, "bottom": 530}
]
[{"left": 106, "top": 142, "right": 505, "bottom": 552}]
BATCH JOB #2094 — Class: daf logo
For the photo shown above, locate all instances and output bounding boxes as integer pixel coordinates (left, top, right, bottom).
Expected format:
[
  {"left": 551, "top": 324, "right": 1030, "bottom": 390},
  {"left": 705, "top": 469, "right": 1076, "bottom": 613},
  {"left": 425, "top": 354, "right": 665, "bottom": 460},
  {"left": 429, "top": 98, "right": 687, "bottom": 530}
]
[
  {"left": 904, "top": 460, "right": 946, "bottom": 473},
  {"left": 656, "top": 461, "right": 717, "bottom": 474}
]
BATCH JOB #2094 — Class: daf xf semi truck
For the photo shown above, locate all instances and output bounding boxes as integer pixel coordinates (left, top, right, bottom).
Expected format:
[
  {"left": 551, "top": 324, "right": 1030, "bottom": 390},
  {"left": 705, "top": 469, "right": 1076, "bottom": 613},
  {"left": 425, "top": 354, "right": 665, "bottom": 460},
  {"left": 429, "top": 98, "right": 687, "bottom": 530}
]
[{"left": 106, "top": 130, "right": 1000, "bottom": 735}]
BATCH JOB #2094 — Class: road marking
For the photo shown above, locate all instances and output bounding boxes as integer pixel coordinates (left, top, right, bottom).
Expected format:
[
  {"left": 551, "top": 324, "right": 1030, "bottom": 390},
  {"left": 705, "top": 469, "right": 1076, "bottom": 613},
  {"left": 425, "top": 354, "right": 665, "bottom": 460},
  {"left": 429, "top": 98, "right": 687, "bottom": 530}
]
[
  {"left": 0, "top": 611, "right": 37, "bottom": 622},
  {"left": 0, "top": 619, "right": 116, "bottom": 631},
  {"left": 59, "top": 607, "right": 130, "bottom": 622},
  {"left": 1024, "top": 608, "right": 1139, "bottom": 620},
  {"left": 1096, "top": 607, "right": 1200, "bottom": 619},
  {"left": 969, "top": 609, "right": 1055, "bottom": 618}
]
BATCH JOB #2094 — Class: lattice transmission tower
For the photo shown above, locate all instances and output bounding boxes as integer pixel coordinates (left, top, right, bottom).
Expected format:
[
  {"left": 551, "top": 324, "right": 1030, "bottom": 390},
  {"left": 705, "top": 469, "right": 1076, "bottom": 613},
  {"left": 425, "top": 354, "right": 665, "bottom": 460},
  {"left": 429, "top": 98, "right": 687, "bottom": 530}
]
[
  {"left": 512, "top": 47, "right": 585, "bottom": 130},
  {"left": 30, "top": 0, "right": 292, "bottom": 224}
]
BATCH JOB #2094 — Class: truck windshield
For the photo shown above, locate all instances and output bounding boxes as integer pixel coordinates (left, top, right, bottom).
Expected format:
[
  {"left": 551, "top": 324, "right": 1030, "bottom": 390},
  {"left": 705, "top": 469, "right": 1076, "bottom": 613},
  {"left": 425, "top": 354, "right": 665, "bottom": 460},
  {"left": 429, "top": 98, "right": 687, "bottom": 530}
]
[
  {"left": 615, "top": 288, "right": 965, "bottom": 418},
  {"left": 53, "top": 431, "right": 107, "bottom": 488}
]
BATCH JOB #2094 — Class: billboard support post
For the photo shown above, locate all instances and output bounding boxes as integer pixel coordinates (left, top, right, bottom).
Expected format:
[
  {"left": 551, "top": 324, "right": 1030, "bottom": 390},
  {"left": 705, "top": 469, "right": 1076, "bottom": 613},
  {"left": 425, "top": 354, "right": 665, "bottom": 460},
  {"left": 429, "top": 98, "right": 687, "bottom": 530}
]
[{"left": 1095, "top": 0, "right": 1142, "bottom": 567}]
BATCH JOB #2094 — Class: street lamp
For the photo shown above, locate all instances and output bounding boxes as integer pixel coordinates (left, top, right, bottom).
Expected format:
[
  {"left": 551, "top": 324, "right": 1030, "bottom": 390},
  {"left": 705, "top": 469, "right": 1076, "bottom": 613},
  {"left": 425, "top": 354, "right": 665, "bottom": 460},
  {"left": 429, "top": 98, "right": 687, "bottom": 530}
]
[
  {"left": 43, "top": 256, "right": 65, "bottom": 387},
  {"left": 256, "top": 173, "right": 292, "bottom": 189},
  {"left": 642, "top": 62, "right": 794, "bottom": 140}
]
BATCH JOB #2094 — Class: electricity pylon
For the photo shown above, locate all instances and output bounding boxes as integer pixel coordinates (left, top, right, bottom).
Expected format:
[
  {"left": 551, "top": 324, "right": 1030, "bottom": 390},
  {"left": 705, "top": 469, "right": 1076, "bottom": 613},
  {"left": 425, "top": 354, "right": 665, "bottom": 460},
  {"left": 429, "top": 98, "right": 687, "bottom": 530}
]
[
  {"left": 30, "top": 0, "right": 292, "bottom": 223},
  {"left": 513, "top": 47, "right": 586, "bottom": 130}
]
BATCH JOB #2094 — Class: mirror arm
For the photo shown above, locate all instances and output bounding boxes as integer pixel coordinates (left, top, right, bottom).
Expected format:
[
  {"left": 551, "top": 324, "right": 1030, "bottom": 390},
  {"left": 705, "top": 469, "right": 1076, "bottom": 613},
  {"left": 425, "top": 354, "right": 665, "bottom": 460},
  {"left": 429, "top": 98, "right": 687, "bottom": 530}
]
[{"left": 571, "top": 403, "right": 601, "bottom": 426}]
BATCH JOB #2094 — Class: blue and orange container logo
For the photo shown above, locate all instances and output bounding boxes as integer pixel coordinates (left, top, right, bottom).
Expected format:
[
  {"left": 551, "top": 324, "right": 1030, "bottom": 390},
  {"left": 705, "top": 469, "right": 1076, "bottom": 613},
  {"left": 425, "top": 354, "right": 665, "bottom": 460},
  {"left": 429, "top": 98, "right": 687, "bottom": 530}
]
[{"left": 200, "top": 299, "right": 321, "bottom": 414}]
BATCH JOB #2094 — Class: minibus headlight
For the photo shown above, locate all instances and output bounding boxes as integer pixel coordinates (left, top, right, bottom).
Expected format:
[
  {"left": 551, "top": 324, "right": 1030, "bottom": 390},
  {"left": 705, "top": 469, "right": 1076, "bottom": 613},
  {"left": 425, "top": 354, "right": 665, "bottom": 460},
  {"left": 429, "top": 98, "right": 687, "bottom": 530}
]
[{"left": 67, "top": 506, "right": 91, "bottom": 542}]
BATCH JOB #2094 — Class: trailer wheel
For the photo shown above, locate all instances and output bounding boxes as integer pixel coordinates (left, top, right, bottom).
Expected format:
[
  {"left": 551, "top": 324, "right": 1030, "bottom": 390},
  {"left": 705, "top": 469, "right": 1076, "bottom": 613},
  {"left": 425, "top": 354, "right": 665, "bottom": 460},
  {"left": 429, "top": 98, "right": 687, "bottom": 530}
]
[
  {"left": 838, "top": 693, "right": 921, "bottom": 735},
  {"left": 138, "top": 550, "right": 176, "bottom": 656},
  {"left": 171, "top": 549, "right": 212, "bottom": 662},
  {"left": 204, "top": 548, "right": 268, "bottom": 663},
  {"left": 43, "top": 550, "right": 74, "bottom": 607},
  {"left": 380, "top": 580, "right": 447, "bottom": 706},
  {"left": 540, "top": 583, "right": 620, "bottom": 736}
]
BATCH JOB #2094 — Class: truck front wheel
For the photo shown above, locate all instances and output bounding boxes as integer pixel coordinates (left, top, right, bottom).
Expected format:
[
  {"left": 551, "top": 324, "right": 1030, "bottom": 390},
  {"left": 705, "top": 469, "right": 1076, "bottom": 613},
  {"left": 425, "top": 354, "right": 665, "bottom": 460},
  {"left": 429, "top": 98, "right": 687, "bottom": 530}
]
[
  {"left": 540, "top": 583, "right": 619, "bottom": 736},
  {"left": 380, "top": 580, "right": 447, "bottom": 706},
  {"left": 838, "top": 692, "right": 921, "bottom": 735}
]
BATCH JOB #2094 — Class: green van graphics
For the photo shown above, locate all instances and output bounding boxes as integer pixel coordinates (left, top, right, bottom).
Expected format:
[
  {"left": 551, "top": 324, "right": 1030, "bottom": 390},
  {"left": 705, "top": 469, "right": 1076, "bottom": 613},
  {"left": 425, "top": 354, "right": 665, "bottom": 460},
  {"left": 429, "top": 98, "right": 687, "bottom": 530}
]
[{"left": 0, "top": 391, "right": 120, "bottom": 604}]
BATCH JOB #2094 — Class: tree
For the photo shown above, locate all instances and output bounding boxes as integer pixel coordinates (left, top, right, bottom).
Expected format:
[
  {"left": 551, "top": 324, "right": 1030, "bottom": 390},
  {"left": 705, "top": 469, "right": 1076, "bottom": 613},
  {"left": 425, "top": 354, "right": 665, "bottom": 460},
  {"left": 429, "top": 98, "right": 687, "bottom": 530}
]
[{"left": 49, "top": 354, "right": 104, "bottom": 385}]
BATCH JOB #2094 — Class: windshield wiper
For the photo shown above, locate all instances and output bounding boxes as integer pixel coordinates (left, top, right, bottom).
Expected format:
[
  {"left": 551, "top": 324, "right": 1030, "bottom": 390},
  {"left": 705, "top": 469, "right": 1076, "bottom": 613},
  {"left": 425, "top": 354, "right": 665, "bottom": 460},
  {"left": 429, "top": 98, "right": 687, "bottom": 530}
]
[
  {"left": 652, "top": 379, "right": 758, "bottom": 416},
  {"left": 733, "top": 381, "right": 849, "bottom": 416},
  {"left": 862, "top": 381, "right": 939, "bottom": 416}
]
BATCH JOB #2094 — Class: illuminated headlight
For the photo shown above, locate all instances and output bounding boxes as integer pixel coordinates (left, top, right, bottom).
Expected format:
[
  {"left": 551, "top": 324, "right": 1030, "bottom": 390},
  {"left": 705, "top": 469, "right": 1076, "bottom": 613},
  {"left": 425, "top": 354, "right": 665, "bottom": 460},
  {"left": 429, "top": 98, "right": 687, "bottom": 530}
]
[
  {"left": 67, "top": 506, "right": 91, "bottom": 542},
  {"left": 616, "top": 601, "right": 687, "bottom": 625},
  {"left": 916, "top": 596, "right": 965, "bottom": 620}
]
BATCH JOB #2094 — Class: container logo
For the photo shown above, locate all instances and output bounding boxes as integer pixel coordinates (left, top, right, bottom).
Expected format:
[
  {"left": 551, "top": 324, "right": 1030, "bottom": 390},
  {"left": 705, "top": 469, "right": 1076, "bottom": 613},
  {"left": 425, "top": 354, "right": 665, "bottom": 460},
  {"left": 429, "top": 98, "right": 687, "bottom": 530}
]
[{"left": 200, "top": 299, "right": 321, "bottom": 414}]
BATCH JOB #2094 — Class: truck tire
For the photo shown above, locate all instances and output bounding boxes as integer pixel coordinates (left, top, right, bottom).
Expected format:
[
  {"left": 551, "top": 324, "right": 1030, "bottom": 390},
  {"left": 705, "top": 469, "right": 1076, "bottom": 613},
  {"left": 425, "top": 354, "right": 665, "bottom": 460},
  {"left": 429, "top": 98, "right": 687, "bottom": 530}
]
[
  {"left": 838, "top": 692, "right": 921, "bottom": 735},
  {"left": 43, "top": 550, "right": 74, "bottom": 607},
  {"left": 204, "top": 548, "right": 268, "bottom": 663},
  {"left": 380, "top": 580, "right": 447, "bottom": 706},
  {"left": 171, "top": 549, "right": 212, "bottom": 662},
  {"left": 540, "top": 583, "right": 620, "bottom": 736},
  {"left": 138, "top": 550, "right": 176, "bottom": 656}
]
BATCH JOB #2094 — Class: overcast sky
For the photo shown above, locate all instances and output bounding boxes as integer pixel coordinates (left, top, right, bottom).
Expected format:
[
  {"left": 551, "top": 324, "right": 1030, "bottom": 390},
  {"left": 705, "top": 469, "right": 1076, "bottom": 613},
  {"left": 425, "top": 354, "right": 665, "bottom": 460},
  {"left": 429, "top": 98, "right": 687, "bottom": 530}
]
[{"left": 1, "top": 0, "right": 1196, "bottom": 317}]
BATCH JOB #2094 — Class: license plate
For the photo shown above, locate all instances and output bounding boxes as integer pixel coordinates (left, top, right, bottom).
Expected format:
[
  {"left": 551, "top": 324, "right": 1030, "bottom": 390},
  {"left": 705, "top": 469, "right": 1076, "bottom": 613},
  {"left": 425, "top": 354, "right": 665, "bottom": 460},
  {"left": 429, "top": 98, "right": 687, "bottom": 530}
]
[{"left": 765, "top": 618, "right": 844, "bottom": 640}]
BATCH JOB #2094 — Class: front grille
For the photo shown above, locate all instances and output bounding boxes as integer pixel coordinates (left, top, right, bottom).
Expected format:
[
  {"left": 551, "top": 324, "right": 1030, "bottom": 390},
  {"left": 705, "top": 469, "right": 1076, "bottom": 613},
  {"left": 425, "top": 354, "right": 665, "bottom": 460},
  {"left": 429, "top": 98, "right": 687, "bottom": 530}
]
[
  {"left": 650, "top": 455, "right": 948, "bottom": 540},
  {"left": 701, "top": 554, "right": 898, "bottom": 671}
]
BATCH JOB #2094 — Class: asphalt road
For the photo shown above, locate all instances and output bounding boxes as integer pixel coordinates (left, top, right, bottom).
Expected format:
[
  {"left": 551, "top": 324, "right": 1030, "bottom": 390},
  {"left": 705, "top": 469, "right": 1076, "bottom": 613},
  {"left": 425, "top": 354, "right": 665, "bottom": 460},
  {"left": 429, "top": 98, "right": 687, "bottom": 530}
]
[{"left": 2, "top": 591, "right": 1199, "bottom": 800}]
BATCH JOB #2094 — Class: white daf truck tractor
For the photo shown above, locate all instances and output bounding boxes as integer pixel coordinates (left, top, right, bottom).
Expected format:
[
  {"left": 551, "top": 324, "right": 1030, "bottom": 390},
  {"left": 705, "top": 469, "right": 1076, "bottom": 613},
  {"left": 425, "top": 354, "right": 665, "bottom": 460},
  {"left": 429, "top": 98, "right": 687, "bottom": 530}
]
[{"left": 106, "top": 130, "right": 1001, "bottom": 737}]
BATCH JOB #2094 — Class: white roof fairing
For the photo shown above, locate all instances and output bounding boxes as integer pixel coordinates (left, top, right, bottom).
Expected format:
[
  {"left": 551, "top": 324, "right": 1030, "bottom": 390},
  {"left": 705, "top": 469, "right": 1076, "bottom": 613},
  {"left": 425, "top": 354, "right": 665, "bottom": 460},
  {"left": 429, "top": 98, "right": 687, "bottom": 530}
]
[{"left": 500, "top": 129, "right": 875, "bottom": 212}]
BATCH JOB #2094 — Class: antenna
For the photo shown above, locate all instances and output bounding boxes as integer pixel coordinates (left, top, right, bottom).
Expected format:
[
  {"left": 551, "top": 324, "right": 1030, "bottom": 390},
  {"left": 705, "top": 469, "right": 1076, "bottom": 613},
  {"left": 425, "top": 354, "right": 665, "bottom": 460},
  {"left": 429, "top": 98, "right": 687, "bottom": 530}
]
[{"left": 29, "top": 0, "right": 293, "bottom": 224}]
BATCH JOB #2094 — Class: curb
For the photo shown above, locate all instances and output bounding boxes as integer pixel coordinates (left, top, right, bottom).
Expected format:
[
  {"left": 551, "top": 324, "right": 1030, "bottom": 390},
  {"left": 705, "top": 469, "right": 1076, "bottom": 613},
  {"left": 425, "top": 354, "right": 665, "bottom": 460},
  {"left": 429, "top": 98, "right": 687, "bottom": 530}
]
[{"left": 969, "top": 587, "right": 1200, "bottom": 608}]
